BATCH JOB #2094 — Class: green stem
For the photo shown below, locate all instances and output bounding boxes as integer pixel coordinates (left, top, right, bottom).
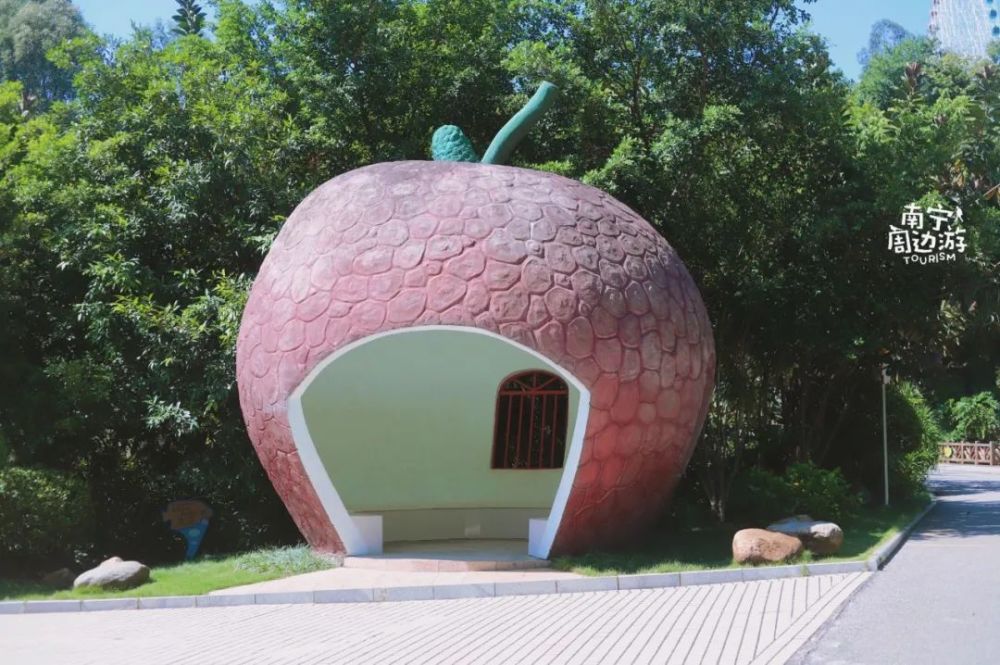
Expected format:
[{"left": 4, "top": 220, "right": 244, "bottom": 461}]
[{"left": 480, "top": 82, "right": 558, "bottom": 165}]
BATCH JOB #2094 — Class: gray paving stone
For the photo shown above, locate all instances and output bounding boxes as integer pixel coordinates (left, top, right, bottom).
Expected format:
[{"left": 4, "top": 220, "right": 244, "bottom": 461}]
[
  {"left": 24, "top": 600, "right": 81, "bottom": 614},
  {"left": 138, "top": 596, "right": 197, "bottom": 610},
  {"left": 494, "top": 579, "right": 558, "bottom": 596},
  {"left": 0, "top": 601, "right": 25, "bottom": 614},
  {"left": 804, "top": 561, "right": 867, "bottom": 577},
  {"left": 741, "top": 564, "right": 804, "bottom": 581},
  {"left": 375, "top": 585, "right": 434, "bottom": 602},
  {"left": 617, "top": 572, "right": 681, "bottom": 590},
  {"left": 81, "top": 598, "right": 138, "bottom": 612},
  {"left": 432, "top": 583, "right": 494, "bottom": 600},
  {"left": 253, "top": 591, "right": 314, "bottom": 605},
  {"left": 555, "top": 576, "right": 619, "bottom": 593},
  {"left": 314, "top": 588, "right": 375, "bottom": 603},
  {"left": 194, "top": 594, "right": 254, "bottom": 608},
  {"left": 678, "top": 568, "right": 744, "bottom": 586}
]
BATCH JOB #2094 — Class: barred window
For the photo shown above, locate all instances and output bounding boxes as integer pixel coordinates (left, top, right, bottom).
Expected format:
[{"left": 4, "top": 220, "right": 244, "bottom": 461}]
[{"left": 491, "top": 371, "right": 568, "bottom": 470}]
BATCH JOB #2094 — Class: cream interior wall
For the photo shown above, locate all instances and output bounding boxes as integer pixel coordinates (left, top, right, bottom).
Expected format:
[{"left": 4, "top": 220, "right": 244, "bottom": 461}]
[{"left": 299, "top": 329, "right": 580, "bottom": 541}]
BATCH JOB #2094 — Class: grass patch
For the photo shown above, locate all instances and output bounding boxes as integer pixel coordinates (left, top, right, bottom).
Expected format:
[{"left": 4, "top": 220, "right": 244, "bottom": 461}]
[
  {"left": 553, "top": 497, "right": 929, "bottom": 576},
  {"left": 0, "top": 546, "right": 334, "bottom": 601}
]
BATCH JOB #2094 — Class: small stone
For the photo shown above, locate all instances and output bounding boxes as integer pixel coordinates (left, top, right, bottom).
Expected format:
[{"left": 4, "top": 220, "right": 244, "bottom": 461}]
[
  {"left": 732, "top": 528, "right": 803, "bottom": 565},
  {"left": 767, "top": 516, "right": 844, "bottom": 555}
]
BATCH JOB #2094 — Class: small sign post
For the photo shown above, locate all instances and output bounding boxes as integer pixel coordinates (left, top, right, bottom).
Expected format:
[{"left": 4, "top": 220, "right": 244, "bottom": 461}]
[
  {"left": 163, "top": 499, "right": 213, "bottom": 560},
  {"left": 881, "top": 364, "right": 890, "bottom": 506}
]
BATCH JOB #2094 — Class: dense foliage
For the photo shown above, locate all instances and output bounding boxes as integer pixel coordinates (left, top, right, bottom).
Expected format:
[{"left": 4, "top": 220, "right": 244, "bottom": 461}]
[
  {"left": 0, "top": 0, "right": 85, "bottom": 110},
  {"left": 728, "top": 463, "right": 861, "bottom": 525},
  {"left": 1, "top": 1, "right": 998, "bottom": 563},
  {"left": 947, "top": 391, "right": 1000, "bottom": 441},
  {"left": 0, "top": 466, "right": 94, "bottom": 569}
]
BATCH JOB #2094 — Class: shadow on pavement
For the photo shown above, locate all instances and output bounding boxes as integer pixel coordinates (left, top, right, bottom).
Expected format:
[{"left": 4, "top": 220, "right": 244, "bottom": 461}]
[{"left": 910, "top": 466, "right": 1000, "bottom": 541}]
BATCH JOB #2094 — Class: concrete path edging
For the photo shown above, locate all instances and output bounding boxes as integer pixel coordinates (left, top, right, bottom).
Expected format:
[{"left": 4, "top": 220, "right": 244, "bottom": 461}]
[
  {"left": 0, "top": 499, "right": 937, "bottom": 616},
  {"left": 864, "top": 498, "right": 938, "bottom": 571}
]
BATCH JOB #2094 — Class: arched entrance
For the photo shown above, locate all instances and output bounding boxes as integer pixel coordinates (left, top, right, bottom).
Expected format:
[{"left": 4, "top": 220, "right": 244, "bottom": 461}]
[{"left": 286, "top": 326, "right": 591, "bottom": 559}]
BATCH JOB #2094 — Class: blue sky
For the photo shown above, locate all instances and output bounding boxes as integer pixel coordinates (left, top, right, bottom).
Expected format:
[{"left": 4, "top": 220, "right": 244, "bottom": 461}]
[
  {"left": 75, "top": 0, "right": 931, "bottom": 81},
  {"left": 74, "top": 1, "right": 181, "bottom": 38},
  {"left": 800, "top": 0, "right": 931, "bottom": 80}
]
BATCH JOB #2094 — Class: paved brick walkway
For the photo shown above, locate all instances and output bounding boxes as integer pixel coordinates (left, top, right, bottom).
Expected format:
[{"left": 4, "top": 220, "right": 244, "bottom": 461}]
[
  {"left": 210, "top": 565, "right": 581, "bottom": 595},
  {"left": 0, "top": 573, "right": 866, "bottom": 665}
]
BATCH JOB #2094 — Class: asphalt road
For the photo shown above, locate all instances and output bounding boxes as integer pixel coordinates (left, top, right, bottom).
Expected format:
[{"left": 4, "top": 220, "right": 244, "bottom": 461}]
[{"left": 791, "top": 464, "right": 1000, "bottom": 665}]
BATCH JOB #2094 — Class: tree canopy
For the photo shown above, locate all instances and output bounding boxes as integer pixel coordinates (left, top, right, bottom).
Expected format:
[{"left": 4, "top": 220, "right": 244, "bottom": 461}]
[
  {"left": 0, "top": 0, "right": 998, "bottom": 557},
  {"left": 0, "top": 0, "right": 86, "bottom": 110}
]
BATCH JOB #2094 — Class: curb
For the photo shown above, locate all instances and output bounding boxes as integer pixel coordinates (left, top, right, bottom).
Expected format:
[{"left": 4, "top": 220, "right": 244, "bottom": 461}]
[
  {"left": 0, "top": 561, "right": 866, "bottom": 615},
  {"left": 0, "top": 500, "right": 936, "bottom": 616},
  {"left": 864, "top": 498, "right": 937, "bottom": 571}
]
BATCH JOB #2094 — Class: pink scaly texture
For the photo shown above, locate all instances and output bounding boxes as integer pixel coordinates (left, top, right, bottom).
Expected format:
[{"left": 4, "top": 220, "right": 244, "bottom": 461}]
[{"left": 236, "top": 161, "right": 715, "bottom": 555}]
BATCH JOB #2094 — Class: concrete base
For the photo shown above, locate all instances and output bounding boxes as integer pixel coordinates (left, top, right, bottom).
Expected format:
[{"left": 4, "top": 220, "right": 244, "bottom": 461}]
[
  {"left": 528, "top": 518, "right": 547, "bottom": 558},
  {"left": 344, "top": 539, "right": 548, "bottom": 572},
  {"left": 351, "top": 515, "right": 383, "bottom": 555}
]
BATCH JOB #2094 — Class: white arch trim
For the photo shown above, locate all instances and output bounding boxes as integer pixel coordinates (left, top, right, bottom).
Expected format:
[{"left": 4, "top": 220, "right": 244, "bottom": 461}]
[{"left": 286, "top": 325, "right": 591, "bottom": 559}]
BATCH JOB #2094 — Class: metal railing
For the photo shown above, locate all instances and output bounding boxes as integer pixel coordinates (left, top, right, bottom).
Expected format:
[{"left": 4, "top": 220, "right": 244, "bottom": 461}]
[{"left": 939, "top": 442, "right": 1000, "bottom": 466}]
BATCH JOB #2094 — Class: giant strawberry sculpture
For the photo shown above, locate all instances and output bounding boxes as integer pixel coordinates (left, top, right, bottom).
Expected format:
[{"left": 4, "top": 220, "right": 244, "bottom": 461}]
[{"left": 236, "top": 83, "right": 715, "bottom": 557}]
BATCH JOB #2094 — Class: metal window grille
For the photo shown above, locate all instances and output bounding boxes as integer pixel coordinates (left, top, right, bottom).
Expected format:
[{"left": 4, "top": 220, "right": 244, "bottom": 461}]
[{"left": 491, "top": 371, "right": 569, "bottom": 469}]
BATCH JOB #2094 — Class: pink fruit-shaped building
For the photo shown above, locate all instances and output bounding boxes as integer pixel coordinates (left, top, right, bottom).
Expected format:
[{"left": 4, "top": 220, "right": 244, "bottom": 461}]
[
  {"left": 237, "top": 84, "right": 714, "bottom": 558},
  {"left": 236, "top": 158, "right": 715, "bottom": 558}
]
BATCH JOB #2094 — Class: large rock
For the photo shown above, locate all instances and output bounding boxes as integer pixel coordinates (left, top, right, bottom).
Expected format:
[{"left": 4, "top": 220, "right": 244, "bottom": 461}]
[
  {"left": 73, "top": 556, "right": 150, "bottom": 590},
  {"left": 767, "top": 515, "right": 844, "bottom": 555},
  {"left": 733, "top": 528, "right": 804, "bottom": 565}
]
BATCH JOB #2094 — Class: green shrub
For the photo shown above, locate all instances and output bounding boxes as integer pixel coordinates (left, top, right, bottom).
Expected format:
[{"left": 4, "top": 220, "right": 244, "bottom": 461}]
[
  {"left": 948, "top": 392, "right": 1000, "bottom": 442},
  {"left": 233, "top": 546, "right": 333, "bottom": 575},
  {"left": 892, "top": 383, "right": 944, "bottom": 496},
  {"left": 827, "top": 381, "right": 945, "bottom": 501},
  {"left": 727, "top": 466, "right": 793, "bottom": 524},
  {"left": 0, "top": 467, "right": 95, "bottom": 570},
  {"left": 729, "top": 462, "right": 860, "bottom": 524},
  {"left": 784, "top": 463, "right": 862, "bottom": 520},
  {"left": 86, "top": 455, "right": 301, "bottom": 566}
]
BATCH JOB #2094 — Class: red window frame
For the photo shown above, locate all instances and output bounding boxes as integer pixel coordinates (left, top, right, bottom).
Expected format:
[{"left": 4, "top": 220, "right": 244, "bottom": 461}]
[{"left": 491, "top": 371, "right": 569, "bottom": 470}]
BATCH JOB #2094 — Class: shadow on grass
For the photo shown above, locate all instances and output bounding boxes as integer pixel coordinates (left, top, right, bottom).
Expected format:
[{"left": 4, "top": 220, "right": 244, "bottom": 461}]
[{"left": 552, "top": 498, "right": 929, "bottom": 576}]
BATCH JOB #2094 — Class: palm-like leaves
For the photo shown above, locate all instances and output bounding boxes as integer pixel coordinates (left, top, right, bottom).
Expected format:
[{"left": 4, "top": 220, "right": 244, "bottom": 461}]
[{"left": 171, "top": 0, "right": 206, "bottom": 37}]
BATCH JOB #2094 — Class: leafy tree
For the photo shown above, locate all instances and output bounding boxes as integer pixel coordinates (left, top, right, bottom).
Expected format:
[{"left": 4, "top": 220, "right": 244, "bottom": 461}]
[
  {"left": 0, "top": 24, "right": 321, "bottom": 558},
  {"left": 858, "top": 19, "right": 912, "bottom": 68},
  {"left": 855, "top": 35, "right": 937, "bottom": 108},
  {"left": 506, "top": 2, "right": 998, "bottom": 514},
  {"left": 2, "top": 0, "right": 999, "bottom": 555},
  {"left": 948, "top": 392, "right": 1000, "bottom": 441},
  {"left": 0, "top": 0, "right": 87, "bottom": 110},
  {"left": 171, "top": 0, "right": 206, "bottom": 37},
  {"left": 256, "top": 0, "right": 544, "bottom": 171}
]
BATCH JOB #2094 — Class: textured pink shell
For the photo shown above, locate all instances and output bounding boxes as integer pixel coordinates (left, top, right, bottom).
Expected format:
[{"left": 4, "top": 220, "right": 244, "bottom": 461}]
[{"left": 236, "top": 160, "right": 715, "bottom": 555}]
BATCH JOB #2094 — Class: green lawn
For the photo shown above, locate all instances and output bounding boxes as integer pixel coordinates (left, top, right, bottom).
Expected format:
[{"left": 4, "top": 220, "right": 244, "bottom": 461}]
[
  {"left": 0, "top": 546, "right": 335, "bottom": 601},
  {"left": 553, "top": 498, "right": 930, "bottom": 576},
  {"left": 1, "top": 500, "right": 930, "bottom": 598}
]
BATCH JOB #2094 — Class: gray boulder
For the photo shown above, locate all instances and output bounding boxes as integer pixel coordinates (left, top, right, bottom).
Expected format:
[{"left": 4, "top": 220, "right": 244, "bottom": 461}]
[
  {"left": 767, "top": 515, "right": 844, "bottom": 555},
  {"left": 73, "top": 556, "right": 150, "bottom": 590},
  {"left": 41, "top": 568, "right": 76, "bottom": 589}
]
